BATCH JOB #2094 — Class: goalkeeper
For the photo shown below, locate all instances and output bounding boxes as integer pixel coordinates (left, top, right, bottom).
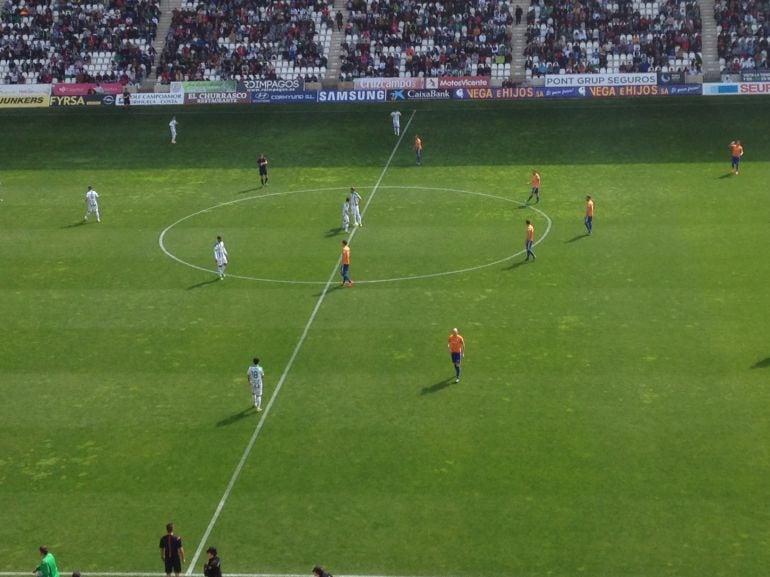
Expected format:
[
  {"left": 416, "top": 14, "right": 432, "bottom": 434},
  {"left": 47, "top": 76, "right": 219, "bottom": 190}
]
[{"left": 33, "top": 547, "right": 59, "bottom": 577}]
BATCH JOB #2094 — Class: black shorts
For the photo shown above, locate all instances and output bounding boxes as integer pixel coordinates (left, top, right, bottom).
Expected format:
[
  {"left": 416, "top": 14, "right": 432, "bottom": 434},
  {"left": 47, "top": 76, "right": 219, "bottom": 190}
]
[
  {"left": 165, "top": 558, "right": 182, "bottom": 575},
  {"left": 259, "top": 165, "right": 268, "bottom": 175}
]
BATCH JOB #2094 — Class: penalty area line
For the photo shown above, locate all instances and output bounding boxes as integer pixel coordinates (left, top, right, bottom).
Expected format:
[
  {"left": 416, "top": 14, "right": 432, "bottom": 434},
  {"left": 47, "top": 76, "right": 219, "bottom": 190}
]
[{"left": 184, "top": 111, "right": 416, "bottom": 574}]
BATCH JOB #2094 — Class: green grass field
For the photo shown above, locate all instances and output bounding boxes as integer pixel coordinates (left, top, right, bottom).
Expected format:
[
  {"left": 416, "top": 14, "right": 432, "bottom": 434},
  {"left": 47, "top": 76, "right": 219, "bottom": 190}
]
[{"left": 1, "top": 97, "right": 770, "bottom": 577}]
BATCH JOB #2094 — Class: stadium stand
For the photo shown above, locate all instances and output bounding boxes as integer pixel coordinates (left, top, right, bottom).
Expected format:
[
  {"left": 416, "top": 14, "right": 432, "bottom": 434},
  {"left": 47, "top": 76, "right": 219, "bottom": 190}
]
[
  {"left": 714, "top": 0, "right": 770, "bottom": 72},
  {"left": 155, "top": 0, "right": 332, "bottom": 83},
  {"left": 523, "top": 0, "right": 703, "bottom": 79},
  {"left": 0, "top": 0, "right": 159, "bottom": 84},
  {"left": 337, "top": 0, "right": 514, "bottom": 80}
]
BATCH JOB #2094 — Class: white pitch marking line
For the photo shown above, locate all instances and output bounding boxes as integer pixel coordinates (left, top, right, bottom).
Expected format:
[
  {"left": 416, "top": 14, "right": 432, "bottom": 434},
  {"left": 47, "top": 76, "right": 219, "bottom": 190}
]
[
  {"left": 159, "top": 186, "right": 551, "bottom": 285},
  {"left": 185, "top": 111, "right": 417, "bottom": 574}
]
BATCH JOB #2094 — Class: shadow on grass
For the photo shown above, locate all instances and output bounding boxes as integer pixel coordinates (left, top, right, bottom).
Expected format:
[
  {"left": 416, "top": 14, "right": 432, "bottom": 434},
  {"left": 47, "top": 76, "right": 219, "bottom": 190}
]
[
  {"left": 325, "top": 227, "right": 344, "bottom": 237},
  {"left": 62, "top": 221, "right": 87, "bottom": 228},
  {"left": 566, "top": 233, "right": 590, "bottom": 243},
  {"left": 751, "top": 357, "right": 770, "bottom": 369},
  {"left": 420, "top": 377, "right": 456, "bottom": 395},
  {"left": 235, "top": 185, "right": 263, "bottom": 194},
  {"left": 505, "top": 260, "right": 529, "bottom": 271},
  {"left": 717, "top": 172, "right": 734, "bottom": 180},
  {"left": 187, "top": 277, "right": 220, "bottom": 290},
  {"left": 314, "top": 283, "right": 346, "bottom": 297},
  {"left": 216, "top": 407, "right": 255, "bottom": 427}
]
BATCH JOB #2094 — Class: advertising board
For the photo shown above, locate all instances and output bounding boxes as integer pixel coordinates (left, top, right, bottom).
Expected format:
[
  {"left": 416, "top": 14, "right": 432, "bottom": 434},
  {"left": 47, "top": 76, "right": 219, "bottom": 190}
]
[
  {"left": 184, "top": 92, "right": 250, "bottom": 105},
  {"left": 353, "top": 78, "right": 424, "bottom": 90},
  {"left": 250, "top": 91, "right": 317, "bottom": 103},
  {"left": 545, "top": 73, "right": 657, "bottom": 87},
  {"left": 53, "top": 82, "right": 123, "bottom": 96},
  {"left": 116, "top": 93, "right": 184, "bottom": 106},
  {"left": 240, "top": 79, "right": 305, "bottom": 91},
  {"left": 317, "top": 90, "right": 386, "bottom": 102}
]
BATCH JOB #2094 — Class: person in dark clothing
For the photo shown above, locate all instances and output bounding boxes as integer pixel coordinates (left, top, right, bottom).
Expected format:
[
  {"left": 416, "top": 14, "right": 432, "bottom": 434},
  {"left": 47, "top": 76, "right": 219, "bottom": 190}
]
[
  {"left": 203, "top": 548, "right": 221, "bottom": 577},
  {"left": 312, "top": 567, "right": 333, "bottom": 577},
  {"left": 515, "top": 5, "right": 523, "bottom": 24},
  {"left": 159, "top": 523, "right": 185, "bottom": 577}
]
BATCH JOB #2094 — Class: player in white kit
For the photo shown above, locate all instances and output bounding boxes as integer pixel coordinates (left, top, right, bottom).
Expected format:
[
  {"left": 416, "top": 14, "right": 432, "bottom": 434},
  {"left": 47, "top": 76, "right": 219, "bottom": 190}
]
[
  {"left": 213, "top": 235, "right": 228, "bottom": 279},
  {"left": 390, "top": 110, "right": 401, "bottom": 135},
  {"left": 342, "top": 197, "right": 351, "bottom": 233},
  {"left": 349, "top": 187, "right": 363, "bottom": 227},
  {"left": 83, "top": 186, "right": 100, "bottom": 223},
  {"left": 247, "top": 357, "right": 265, "bottom": 411},
  {"left": 169, "top": 116, "right": 178, "bottom": 144}
]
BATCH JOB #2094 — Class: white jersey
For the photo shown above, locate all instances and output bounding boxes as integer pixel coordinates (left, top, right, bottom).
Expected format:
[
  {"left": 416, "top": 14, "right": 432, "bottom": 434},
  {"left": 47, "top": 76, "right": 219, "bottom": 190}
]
[
  {"left": 85, "top": 189, "right": 99, "bottom": 207},
  {"left": 169, "top": 119, "right": 177, "bottom": 132},
  {"left": 390, "top": 111, "right": 401, "bottom": 126},
  {"left": 247, "top": 364, "right": 264, "bottom": 386},
  {"left": 342, "top": 200, "right": 350, "bottom": 216},
  {"left": 214, "top": 240, "right": 228, "bottom": 265},
  {"left": 350, "top": 190, "right": 362, "bottom": 207}
]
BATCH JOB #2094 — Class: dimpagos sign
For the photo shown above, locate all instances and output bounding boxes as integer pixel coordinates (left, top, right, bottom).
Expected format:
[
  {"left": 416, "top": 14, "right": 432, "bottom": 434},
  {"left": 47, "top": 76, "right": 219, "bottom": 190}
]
[{"left": 239, "top": 79, "right": 305, "bottom": 91}]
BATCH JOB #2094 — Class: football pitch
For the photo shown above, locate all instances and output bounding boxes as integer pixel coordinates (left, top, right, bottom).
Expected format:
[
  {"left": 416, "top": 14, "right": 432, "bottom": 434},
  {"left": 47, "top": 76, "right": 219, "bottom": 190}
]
[{"left": 1, "top": 97, "right": 770, "bottom": 577}]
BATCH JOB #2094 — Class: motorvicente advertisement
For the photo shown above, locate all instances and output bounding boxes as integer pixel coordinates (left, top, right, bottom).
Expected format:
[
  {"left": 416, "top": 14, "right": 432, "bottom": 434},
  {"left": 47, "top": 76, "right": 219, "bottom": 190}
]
[
  {"left": 251, "top": 91, "right": 317, "bottom": 103},
  {"left": 545, "top": 73, "right": 658, "bottom": 87},
  {"left": 425, "top": 76, "right": 492, "bottom": 89}
]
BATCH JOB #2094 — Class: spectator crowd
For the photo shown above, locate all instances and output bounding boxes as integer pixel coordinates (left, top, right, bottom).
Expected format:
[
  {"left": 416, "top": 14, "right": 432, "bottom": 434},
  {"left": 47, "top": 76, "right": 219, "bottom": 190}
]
[{"left": 714, "top": 0, "right": 770, "bottom": 72}]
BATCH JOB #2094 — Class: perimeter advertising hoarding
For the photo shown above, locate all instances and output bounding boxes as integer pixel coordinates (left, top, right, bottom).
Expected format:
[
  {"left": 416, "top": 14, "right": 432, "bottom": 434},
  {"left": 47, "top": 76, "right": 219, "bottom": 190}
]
[
  {"left": 741, "top": 72, "right": 770, "bottom": 82},
  {"left": 116, "top": 93, "right": 185, "bottom": 106},
  {"left": 170, "top": 80, "right": 238, "bottom": 94},
  {"left": 0, "top": 84, "right": 51, "bottom": 95},
  {"left": 387, "top": 88, "right": 452, "bottom": 101},
  {"left": 353, "top": 77, "right": 424, "bottom": 90},
  {"left": 250, "top": 91, "right": 317, "bottom": 103},
  {"left": 0, "top": 94, "right": 50, "bottom": 107},
  {"left": 49, "top": 94, "right": 116, "bottom": 106},
  {"left": 185, "top": 91, "right": 250, "bottom": 105},
  {"left": 657, "top": 71, "right": 686, "bottom": 85},
  {"left": 545, "top": 73, "right": 657, "bottom": 87},
  {"left": 425, "top": 76, "right": 493, "bottom": 89},
  {"left": 53, "top": 82, "right": 123, "bottom": 96},
  {"left": 456, "top": 86, "right": 547, "bottom": 99},
  {"left": 583, "top": 84, "right": 694, "bottom": 97},
  {"left": 240, "top": 78, "right": 305, "bottom": 91},
  {"left": 317, "top": 90, "right": 386, "bottom": 102},
  {"left": 702, "top": 82, "right": 770, "bottom": 95}
]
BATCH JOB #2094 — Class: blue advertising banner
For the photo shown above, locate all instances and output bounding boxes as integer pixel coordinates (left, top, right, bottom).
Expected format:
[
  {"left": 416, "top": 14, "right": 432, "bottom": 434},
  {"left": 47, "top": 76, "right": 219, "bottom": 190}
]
[
  {"left": 317, "top": 90, "right": 386, "bottom": 102},
  {"left": 543, "top": 87, "right": 583, "bottom": 98},
  {"left": 251, "top": 91, "right": 318, "bottom": 104}
]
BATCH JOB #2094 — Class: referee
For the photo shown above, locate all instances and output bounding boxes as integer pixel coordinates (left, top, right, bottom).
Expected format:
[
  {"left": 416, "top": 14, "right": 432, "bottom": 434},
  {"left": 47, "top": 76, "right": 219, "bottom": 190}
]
[{"left": 159, "top": 523, "right": 185, "bottom": 577}]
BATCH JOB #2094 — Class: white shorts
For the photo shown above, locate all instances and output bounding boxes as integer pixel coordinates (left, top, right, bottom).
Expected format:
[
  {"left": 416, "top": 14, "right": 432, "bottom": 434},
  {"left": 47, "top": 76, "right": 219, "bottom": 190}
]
[{"left": 250, "top": 382, "right": 263, "bottom": 395}]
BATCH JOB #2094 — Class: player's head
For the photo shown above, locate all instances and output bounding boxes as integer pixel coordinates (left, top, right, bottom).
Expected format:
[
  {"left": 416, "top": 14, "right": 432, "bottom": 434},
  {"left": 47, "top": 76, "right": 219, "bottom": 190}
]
[
  {"left": 452, "top": 327, "right": 459, "bottom": 335},
  {"left": 172, "top": 116, "right": 176, "bottom": 120},
  {"left": 166, "top": 523, "right": 174, "bottom": 533},
  {"left": 206, "top": 547, "right": 217, "bottom": 558},
  {"left": 216, "top": 236, "right": 222, "bottom": 242},
  {"left": 39, "top": 546, "right": 48, "bottom": 556},
  {"left": 87, "top": 185, "right": 92, "bottom": 190},
  {"left": 350, "top": 187, "right": 355, "bottom": 192},
  {"left": 72, "top": 572, "right": 81, "bottom": 577},
  {"left": 736, "top": 140, "right": 741, "bottom": 145},
  {"left": 533, "top": 170, "right": 538, "bottom": 175},
  {"left": 526, "top": 219, "right": 532, "bottom": 225},
  {"left": 253, "top": 357, "right": 259, "bottom": 365},
  {"left": 342, "top": 240, "right": 348, "bottom": 246},
  {"left": 586, "top": 195, "right": 592, "bottom": 201},
  {"left": 345, "top": 197, "right": 350, "bottom": 202},
  {"left": 312, "top": 567, "right": 325, "bottom": 577}
]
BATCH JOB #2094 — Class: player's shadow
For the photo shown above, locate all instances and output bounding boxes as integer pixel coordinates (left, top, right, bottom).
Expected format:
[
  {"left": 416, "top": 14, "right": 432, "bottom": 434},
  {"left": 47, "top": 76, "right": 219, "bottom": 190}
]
[
  {"left": 566, "top": 233, "right": 590, "bottom": 243},
  {"left": 420, "top": 377, "right": 456, "bottom": 396},
  {"left": 751, "top": 357, "right": 770, "bottom": 369},
  {"left": 504, "top": 260, "right": 529, "bottom": 271},
  {"left": 325, "top": 227, "right": 344, "bottom": 237},
  {"left": 717, "top": 172, "right": 733, "bottom": 179},
  {"left": 235, "top": 186, "right": 263, "bottom": 195},
  {"left": 187, "top": 277, "right": 221, "bottom": 290},
  {"left": 216, "top": 407, "right": 255, "bottom": 427},
  {"left": 62, "top": 221, "right": 87, "bottom": 228}
]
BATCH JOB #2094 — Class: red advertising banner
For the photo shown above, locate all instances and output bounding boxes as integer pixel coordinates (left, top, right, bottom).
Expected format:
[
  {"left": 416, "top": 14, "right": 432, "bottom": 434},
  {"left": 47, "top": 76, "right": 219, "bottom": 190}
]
[
  {"left": 426, "top": 76, "right": 493, "bottom": 89},
  {"left": 53, "top": 83, "right": 124, "bottom": 96}
]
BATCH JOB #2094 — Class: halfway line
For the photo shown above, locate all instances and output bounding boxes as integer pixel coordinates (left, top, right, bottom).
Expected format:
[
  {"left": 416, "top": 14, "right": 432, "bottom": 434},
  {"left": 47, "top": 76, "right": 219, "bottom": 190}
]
[{"left": 185, "top": 110, "right": 416, "bottom": 573}]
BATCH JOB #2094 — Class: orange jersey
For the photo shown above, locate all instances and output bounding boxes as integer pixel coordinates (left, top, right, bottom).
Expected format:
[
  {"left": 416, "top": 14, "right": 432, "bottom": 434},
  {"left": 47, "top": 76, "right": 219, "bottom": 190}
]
[
  {"left": 531, "top": 172, "right": 541, "bottom": 187},
  {"left": 731, "top": 143, "right": 744, "bottom": 157},
  {"left": 526, "top": 223, "right": 535, "bottom": 242},
  {"left": 448, "top": 334, "right": 465, "bottom": 353},
  {"left": 342, "top": 245, "right": 350, "bottom": 265},
  {"left": 414, "top": 137, "right": 422, "bottom": 151},
  {"left": 586, "top": 199, "right": 594, "bottom": 217}
]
